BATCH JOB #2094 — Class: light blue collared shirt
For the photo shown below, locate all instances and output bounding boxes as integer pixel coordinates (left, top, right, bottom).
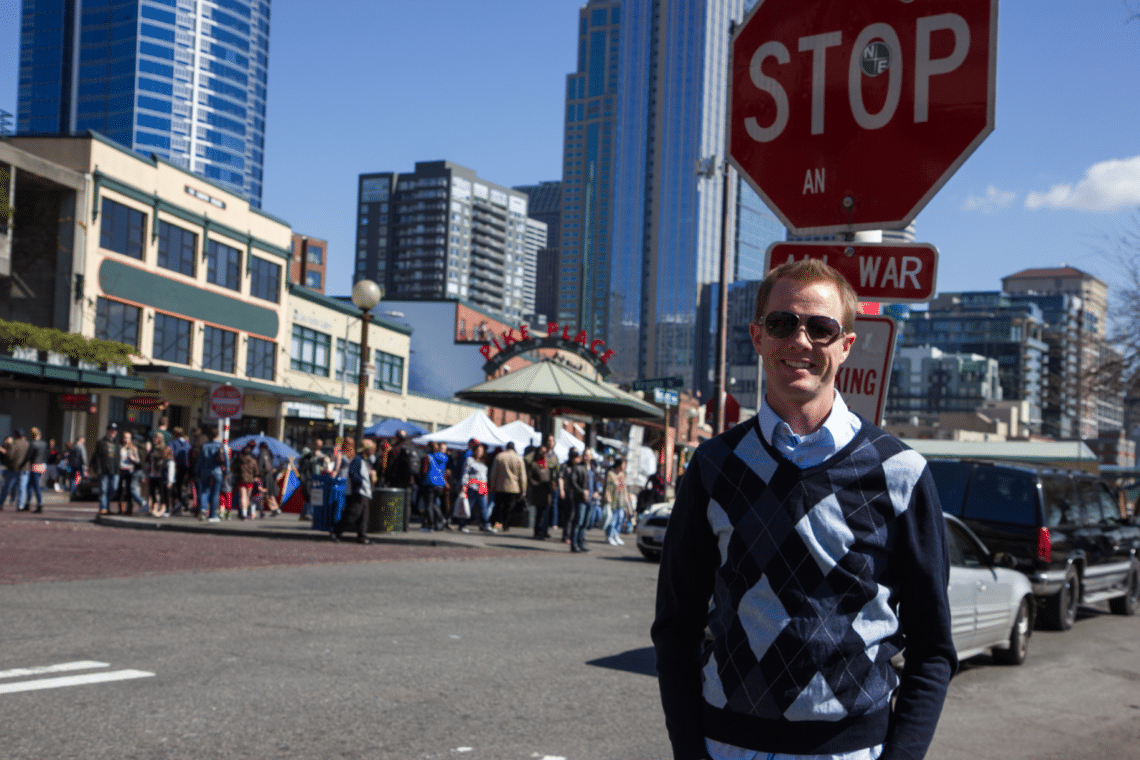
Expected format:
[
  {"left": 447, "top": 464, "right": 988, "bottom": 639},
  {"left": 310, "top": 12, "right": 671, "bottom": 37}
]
[
  {"left": 706, "top": 392, "right": 875, "bottom": 760},
  {"left": 757, "top": 391, "right": 862, "bottom": 469}
]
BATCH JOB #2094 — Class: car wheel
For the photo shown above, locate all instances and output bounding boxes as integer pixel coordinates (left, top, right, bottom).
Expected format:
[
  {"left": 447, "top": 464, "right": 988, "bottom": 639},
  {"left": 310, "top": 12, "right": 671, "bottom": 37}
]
[
  {"left": 993, "top": 597, "right": 1032, "bottom": 665},
  {"left": 638, "top": 546, "right": 661, "bottom": 562},
  {"left": 1044, "top": 568, "right": 1079, "bottom": 631},
  {"left": 1108, "top": 561, "right": 1139, "bottom": 616}
]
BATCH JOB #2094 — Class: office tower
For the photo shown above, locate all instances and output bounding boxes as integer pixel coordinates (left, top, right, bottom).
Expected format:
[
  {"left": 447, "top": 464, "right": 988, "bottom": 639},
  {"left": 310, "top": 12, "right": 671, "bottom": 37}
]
[
  {"left": 513, "top": 181, "right": 562, "bottom": 322},
  {"left": 606, "top": 0, "right": 745, "bottom": 385},
  {"left": 17, "top": 0, "right": 271, "bottom": 207},
  {"left": 290, "top": 233, "right": 327, "bottom": 293},
  {"left": 356, "top": 161, "right": 531, "bottom": 322}
]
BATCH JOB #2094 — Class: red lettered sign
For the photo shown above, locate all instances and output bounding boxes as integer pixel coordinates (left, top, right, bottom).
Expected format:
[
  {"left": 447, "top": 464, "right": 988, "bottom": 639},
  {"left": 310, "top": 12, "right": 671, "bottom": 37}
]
[
  {"left": 729, "top": 0, "right": 997, "bottom": 233},
  {"left": 765, "top": 242, "right": 938, "bottom": 302},
  {"left": 838, "top": 315, "right": 897, "bottom": 424}
]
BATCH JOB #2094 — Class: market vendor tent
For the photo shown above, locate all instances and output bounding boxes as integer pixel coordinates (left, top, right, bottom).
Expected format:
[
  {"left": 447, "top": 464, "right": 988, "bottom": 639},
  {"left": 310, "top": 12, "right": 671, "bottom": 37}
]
[
  {"left": 412, "top": 410, "right": 513, "bottom": 450},
  {"left": 499, "top": 420, "right": 541, "bottom": 454}
]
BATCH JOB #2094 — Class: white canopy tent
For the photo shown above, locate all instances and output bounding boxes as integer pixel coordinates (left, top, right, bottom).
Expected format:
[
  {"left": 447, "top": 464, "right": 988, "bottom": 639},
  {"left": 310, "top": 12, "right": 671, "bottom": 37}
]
[
  {"left": 498, "top": 420, "right": 542, "bottom": 455},
  {"left": 554, "top": 428, "right": 585, "bottom": 463},
  {"left": 412, "top": 411, "right": 513, "bottom": 450}
]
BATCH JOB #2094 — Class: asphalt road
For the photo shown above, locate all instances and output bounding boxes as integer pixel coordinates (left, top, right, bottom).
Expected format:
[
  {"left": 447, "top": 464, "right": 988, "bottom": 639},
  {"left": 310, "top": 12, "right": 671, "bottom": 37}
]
[{"left": 2, "top": 499, "right": 1140, "bottom": 759}]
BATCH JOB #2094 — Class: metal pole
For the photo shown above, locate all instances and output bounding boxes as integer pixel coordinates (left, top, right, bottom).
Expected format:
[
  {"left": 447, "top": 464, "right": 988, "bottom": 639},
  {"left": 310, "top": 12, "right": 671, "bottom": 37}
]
[
  {"left": 338, "top": 316, "right": 350, "bottom": 440},
  {"left": 355, "top": 311, "right": 372, "bottom": 451},
  {"left": 714, "top": 160, "right": 733, "bottom": 434}
]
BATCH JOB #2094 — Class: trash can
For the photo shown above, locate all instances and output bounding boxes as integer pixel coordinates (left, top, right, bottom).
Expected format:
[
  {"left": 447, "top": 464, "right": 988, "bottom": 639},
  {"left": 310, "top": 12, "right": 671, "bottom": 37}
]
[
  {"left": 370, "top": 488, "right": 408, "bottom": 533},
  {"left": 311, "top": 474, "right": 346, "bottom": 532}
]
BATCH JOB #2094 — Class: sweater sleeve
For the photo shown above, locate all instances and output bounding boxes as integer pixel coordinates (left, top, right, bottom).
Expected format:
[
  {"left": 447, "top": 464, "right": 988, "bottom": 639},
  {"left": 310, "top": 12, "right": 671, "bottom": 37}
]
[
  {"left": 650, "top": 456, "right": 720, "bottom": 760},
  {"left": 880, "top": 469, "right": 958, "bottom": 760}
]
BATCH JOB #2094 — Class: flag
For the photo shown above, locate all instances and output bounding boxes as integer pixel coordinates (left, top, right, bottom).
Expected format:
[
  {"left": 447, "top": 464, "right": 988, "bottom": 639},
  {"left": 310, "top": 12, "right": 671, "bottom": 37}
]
[{"left": 278, "top": 467, "right": 305, "bottom": 513}]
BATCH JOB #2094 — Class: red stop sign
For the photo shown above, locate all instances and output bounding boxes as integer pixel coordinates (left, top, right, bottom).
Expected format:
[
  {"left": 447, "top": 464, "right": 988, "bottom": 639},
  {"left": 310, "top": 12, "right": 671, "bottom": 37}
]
[
  {"left": 729, "top": 0, "right": 997, "bottom": 233},
  {"left": 210, "top": 384, "right": 243, "bottom": 419}
]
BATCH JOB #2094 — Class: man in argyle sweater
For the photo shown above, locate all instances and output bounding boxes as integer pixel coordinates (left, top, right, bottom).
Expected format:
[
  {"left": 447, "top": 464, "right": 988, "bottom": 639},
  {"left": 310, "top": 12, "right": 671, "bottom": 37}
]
[{"left": 653, "top": 260, "right": 956, "bottom": 760}]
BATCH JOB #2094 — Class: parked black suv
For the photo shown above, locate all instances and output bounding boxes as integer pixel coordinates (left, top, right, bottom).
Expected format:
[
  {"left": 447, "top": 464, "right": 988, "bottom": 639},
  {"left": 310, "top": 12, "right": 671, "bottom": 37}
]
[{"left": 928, "top": 459, "right": 1140, "bottom": 630}]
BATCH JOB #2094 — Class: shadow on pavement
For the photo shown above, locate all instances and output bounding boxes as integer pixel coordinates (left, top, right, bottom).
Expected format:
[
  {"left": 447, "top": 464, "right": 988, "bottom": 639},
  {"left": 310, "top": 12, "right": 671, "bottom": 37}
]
[{"left": 586, "top": 646, "right": 657, "bottom": 677}]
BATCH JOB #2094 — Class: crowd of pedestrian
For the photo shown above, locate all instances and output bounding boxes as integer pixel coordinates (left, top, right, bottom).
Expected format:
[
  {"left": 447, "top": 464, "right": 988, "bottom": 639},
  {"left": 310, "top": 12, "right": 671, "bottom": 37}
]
[{"left": 376, "top": 428, "right": 648, "bottom": 552}]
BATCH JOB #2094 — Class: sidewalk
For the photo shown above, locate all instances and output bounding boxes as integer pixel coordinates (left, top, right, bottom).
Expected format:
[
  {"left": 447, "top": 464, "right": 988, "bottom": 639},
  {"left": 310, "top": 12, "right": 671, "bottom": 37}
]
[{"left": 19, "top": 489, "right": 642, "bottom": 556}]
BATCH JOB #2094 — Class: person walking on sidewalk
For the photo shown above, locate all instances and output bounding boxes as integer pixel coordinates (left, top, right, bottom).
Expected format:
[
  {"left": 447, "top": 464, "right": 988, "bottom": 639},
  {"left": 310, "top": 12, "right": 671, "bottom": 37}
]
[
  {"left": 332, "top": 439, "right": 374, "bottom": 544},
  {"left": 116, "top": 431, "right": 145, "bottom": 515},
  {"left": 24, "top": 428, "right": 48, "bottom": 512},
  {"left": 0, "top": 429, "right": 30, "bottom": 510},
  {"left": 563, "top": 448, "right": 591, "bottom": 553},
  {"left": 195, "top": 426, "right": 228, "bottom": 522},
  {"left": 90, "top": 424, "right": 119, "bottom": 516},
  {"left": 67, "top": 436, "right": 88, "bottom": 497},
  {"left": 602, "top": 457, "right": 631, "bottom": 546},
  {"left": 489, "top": 441, "right": 527, "bottom": 532}
]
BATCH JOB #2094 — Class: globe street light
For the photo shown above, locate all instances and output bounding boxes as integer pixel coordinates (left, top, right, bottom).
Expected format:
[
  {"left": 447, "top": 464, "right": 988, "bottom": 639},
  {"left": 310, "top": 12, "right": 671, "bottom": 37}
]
[{"left": 351, "top": 279, "right": 381, "bottom": 450}]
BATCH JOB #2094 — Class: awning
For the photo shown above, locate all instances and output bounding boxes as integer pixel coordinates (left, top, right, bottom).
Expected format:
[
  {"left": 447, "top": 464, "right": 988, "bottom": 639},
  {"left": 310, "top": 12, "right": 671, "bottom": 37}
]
[
  {"left": 0, "top": 354, "right": 145, "bottom": 390},
  {"left": 133, "top": 364, "right": 349, "bottom": 405},
  {"left": 455, "top": 361, "right": 663, "bottom": 420}
]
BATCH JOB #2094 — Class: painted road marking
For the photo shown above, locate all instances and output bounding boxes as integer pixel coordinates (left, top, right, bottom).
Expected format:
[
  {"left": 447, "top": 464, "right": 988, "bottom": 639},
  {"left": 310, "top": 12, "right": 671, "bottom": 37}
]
[
  {"left": 0, "top": 661, "right": 110, "bottom": 679},
  {"left": 0, "top": 669, "right": 155, "bottom": 695}
]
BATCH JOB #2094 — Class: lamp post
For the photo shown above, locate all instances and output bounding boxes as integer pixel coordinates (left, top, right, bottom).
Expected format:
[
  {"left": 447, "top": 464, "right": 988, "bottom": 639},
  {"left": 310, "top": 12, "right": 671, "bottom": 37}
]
[{"left": 351, "top": 279, "right": 381, "bottom": 451}]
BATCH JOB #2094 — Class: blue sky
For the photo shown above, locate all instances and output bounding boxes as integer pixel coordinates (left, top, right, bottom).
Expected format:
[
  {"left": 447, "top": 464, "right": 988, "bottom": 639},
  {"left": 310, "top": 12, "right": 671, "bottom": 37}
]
[{"left": 1, "top": 0, "right": 1138, "bottom": 304}]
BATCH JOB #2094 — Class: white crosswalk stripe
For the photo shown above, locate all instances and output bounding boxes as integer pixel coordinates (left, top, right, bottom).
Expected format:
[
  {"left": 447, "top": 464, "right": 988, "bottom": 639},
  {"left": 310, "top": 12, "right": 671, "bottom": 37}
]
[{"left": 0, "top": 661, "right": 154, "bottom": 695}]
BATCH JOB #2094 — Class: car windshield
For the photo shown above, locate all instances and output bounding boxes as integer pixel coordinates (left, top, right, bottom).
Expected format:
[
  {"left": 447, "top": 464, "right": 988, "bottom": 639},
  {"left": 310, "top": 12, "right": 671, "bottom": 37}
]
[{"left": 961, "top": 466, "right": 1037, "bottom": 526}]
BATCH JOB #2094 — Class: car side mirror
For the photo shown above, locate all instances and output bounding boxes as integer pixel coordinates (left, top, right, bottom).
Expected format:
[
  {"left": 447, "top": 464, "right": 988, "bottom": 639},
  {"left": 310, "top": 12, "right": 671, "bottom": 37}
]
[{"left": 992, "top": 551, "right": 1018, "bottom": 569}]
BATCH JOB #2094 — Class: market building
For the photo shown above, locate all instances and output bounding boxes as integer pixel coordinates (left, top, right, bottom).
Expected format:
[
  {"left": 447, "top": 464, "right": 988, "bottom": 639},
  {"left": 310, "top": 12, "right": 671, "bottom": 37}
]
[{"left": 1, "top": 133, "right": 433, "bottom": 449}]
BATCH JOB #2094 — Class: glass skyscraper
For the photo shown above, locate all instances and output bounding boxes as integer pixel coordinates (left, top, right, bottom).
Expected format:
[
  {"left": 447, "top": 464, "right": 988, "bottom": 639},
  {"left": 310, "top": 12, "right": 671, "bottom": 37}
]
[
  {"left": 562, "top": 0, "right": 748, "bottom": 386},
  {"left": 17, "top": 0, "right": 270, "bottom": 207}
]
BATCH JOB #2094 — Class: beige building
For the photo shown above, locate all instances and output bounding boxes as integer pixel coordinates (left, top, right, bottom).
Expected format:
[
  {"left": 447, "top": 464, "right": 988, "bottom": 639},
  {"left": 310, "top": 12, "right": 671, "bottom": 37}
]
[{"left": 1, "top": 133, "right": 457, "bottom": 449}]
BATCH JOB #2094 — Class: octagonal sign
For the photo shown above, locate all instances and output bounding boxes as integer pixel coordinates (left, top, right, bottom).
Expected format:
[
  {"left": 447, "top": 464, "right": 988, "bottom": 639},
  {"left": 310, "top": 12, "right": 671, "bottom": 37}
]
[{"left": 728, "top": 0, "right": 997, "bottom": 234}]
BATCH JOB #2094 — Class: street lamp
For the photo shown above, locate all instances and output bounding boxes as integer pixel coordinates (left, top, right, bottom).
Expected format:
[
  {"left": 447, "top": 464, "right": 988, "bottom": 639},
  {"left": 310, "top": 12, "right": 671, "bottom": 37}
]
[{"left": 351, "top": 279, "right": 381, "bottom": 450}]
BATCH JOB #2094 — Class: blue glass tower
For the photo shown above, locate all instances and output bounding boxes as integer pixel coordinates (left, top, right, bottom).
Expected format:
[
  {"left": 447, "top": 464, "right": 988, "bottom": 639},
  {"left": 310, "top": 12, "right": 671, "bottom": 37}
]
[
  {"left": 605, "top": 0, "right": 746, "bottom": 386},
  {"left": 17, "top": 0, "right": 270, "bottom": 207}
]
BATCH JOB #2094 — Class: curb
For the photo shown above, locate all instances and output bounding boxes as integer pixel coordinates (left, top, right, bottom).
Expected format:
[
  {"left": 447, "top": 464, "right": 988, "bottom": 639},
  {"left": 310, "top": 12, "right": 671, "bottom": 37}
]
[{"left": 93, "top": 514, "right": 479, "bottom": 549}]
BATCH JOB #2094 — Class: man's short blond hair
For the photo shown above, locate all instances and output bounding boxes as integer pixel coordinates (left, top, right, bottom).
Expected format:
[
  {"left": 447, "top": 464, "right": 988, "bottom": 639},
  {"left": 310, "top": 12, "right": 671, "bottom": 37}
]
[{"left": 753, "top": 259, "right": 858, "bottom": 332}]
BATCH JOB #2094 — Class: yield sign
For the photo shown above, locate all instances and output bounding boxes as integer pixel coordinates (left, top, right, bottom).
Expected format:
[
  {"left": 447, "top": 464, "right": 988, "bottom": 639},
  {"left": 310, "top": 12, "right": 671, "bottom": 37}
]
[
  {"left": 729, "top": 0, "right": 998, "bottom": 233},
  {"left": 765, "top": 241, "right": 939, "bottom": 302}
]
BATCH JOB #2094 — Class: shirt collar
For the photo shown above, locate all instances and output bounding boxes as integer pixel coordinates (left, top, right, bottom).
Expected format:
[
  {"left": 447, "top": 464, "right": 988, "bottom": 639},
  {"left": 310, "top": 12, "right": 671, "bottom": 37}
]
[{"left": 757, "top": 392, "right": 861, "bottom": 451}]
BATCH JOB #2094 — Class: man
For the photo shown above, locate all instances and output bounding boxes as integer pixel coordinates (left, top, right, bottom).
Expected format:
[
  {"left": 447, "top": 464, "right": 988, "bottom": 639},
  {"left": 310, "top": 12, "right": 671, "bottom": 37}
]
[
  {"left": 488, "top": 441, "right": 527, "bottom": 531},
  {"left": 385, "top": 430, "right": 419, "bottom": 522},
  {"left": 90, "top": 423, "right": 120, "bottom": 516},
  {"left": 652, "top": 260, "right": 955, "bottom": 760},
  {"left": 0, "top": 429, "right": 31, "bottom": 510},
  {"left": 149, "top": 416, "right": 173, "bottom": 448},
  {"left": 526, "top": 439, "right": 558, "bottom": 539},
  {"left": 67, "top": 436, "right": 88, "bottom": 497},
  {"left": 195, "top": 425, "right": 227, "bottom": 522},
  {"left": 562, "top": 448, "right": 590, "bottom": 553},
  {"left": 25, "top": 427, "right": 48, "bottom": 513},
  {"left": 168, "top": 427, "right": 191, "bottom": 513},
  {"left": 333, "top": 439, "right": 374, "bottom": 544}
]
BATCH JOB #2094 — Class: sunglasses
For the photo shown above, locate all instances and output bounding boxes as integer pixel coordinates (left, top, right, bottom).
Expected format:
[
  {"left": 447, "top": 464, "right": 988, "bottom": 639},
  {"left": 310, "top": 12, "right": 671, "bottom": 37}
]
[{"left": 762, "top": 311, "right": 844, "bottom": 344}]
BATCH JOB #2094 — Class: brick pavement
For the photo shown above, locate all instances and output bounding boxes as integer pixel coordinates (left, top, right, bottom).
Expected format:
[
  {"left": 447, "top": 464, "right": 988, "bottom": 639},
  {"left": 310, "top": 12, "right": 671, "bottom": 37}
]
[{"left": 0, "top": 489, "right": 635, "bottom": 585}]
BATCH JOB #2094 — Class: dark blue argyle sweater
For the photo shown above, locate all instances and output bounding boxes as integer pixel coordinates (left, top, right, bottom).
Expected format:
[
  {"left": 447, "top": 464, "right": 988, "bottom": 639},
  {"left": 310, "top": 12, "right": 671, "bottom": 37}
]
[{"left": 652, "top": 415, "right": 956, "bottom": 760}]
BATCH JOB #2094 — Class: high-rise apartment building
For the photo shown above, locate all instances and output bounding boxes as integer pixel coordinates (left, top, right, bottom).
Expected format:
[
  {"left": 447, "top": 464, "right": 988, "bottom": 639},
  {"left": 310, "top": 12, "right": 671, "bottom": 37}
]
[
  {"left": 521, "top": 217, "right": 548, "bottom": 317},
  {"left": 356, "top": 161, "right": 532, "bottom": 322},
  {"left": 17, "top": 0, "right": 270, "bottom": 206}
]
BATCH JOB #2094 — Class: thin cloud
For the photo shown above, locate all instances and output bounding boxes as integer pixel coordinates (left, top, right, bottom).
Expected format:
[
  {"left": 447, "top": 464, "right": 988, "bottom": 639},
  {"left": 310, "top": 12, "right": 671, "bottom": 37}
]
[
  {"left": 963, "top": 185, "right": 1016, "bottom": 213},
  {"left": 1025, "top": 156, "right": 1140, "bottom": 212}
]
